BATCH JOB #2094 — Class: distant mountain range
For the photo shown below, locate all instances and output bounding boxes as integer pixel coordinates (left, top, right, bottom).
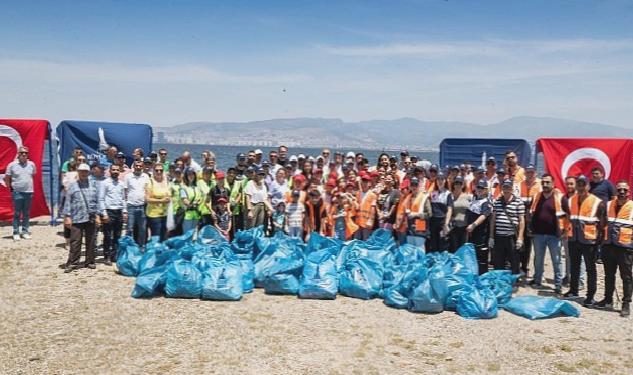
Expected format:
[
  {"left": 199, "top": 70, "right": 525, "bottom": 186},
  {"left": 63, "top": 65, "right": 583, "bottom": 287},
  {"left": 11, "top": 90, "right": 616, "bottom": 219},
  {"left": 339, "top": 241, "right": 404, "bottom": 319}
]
[{"left": 153, "top": 116, "right": 633, "bottom": 150}]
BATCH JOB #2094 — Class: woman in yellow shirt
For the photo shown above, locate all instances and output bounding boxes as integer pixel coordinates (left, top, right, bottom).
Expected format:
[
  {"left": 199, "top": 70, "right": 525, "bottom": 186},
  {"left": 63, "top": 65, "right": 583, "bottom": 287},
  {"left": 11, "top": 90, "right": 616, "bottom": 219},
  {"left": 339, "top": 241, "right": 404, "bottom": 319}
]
[{"left": 145, "top": 165, "right": 171, "bottom": 241}]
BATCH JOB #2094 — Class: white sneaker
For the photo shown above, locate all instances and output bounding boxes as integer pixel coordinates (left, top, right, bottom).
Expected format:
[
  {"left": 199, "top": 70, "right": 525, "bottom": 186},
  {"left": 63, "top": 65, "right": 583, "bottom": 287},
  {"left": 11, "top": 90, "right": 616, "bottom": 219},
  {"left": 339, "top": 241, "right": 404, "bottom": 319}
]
[
  {"left": 21, "top": 233, "right": 31, "bottom": 240},
  {"left": 12, "top": 234, "right": 21, "bottom": 241}
]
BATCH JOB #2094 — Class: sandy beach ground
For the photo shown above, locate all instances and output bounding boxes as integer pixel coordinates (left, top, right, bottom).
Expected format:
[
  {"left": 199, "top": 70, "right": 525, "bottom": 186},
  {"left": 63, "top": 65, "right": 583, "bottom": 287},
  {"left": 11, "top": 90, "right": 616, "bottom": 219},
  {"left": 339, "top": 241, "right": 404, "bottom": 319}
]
[{"left": 1, "top": 222, "right": 632, "bottom": 375}]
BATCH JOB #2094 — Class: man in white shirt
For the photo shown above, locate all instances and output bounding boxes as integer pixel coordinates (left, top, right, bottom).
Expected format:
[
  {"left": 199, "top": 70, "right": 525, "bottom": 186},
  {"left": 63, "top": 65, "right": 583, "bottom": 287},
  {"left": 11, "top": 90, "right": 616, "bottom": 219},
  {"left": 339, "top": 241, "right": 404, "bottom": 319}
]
[{"left": 124, "top": 160, "right": 149, "bottom": 247}]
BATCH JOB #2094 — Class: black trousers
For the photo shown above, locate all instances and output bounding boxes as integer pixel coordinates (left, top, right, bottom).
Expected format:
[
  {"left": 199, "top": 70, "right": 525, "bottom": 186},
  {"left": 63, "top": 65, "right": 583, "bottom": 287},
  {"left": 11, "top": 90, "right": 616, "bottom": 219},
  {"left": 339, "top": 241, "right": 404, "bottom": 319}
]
[
  {"left": 569, "top": 241, "right": 597, "bottom": 299},
  {"left": 520, "top": 233, "right": 532, "bottom": 276},
  {"left": 428, "top": 218, "right": 447, "bottom": 253},
  {"left": 67, "top": 221, "right": 96, "bottom": 266},
  {"left": 449, "top": 226, "right": 468, "bottom": 253},
  {"left": 102, "top": 209, "right": 123, "bottom": 261},
  {"left": 602, "top": 244, "right": 633, "bottom": 303},
  {"left": 493, "top": 235, "right": 520, "bottom": 274}
]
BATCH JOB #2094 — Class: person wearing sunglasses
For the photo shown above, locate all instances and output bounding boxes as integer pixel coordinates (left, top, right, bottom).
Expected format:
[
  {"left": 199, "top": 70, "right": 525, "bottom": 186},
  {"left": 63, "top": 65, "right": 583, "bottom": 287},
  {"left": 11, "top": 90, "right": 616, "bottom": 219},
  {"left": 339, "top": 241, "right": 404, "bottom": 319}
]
[
  {"left": 600, "top": 180, "right": 633, "bottom": 317},
  {"left": 5, "top": 147, "right": 36, "bottom": 241},
  {"left": 145, "top": 164, "right": 171, "bottom": 241}
]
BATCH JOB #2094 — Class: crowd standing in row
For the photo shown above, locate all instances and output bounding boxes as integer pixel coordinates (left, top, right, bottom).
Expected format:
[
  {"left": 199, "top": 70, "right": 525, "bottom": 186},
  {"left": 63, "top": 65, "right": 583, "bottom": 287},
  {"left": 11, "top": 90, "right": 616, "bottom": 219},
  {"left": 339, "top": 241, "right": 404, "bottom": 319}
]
[{"left": 7, "top": 144, "right": 631, "bottom": 317}]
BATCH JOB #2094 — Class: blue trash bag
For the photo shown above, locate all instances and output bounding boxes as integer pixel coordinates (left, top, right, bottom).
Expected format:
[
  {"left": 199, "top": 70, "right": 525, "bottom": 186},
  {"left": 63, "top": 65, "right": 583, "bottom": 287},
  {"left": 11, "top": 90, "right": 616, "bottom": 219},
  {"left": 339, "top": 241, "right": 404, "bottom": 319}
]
[
  {"left": 231, "top": 225, "right": 265, "bottom": 255},
  {"left": 201, "top": 260, "right": 243, "bottom": 301},
  {"left": 456, "top": 285, "right": 499, "bottom": 319},
  {"left": 191, "top": 250, "right": 227, "bottom": 272},
  {"left": 366, "top": 228, "right": 398, "bottom": 254},
  {"left": 165, "top": 260, "right": 203, "bottom": 299},
  {"left": 253, "top": 235, "right": 304, "bottom": 283},
  {"left": 393, "top": 244, "right": 425, "bottom": 265},
  {"left": 298, "top": 250, "right": 338, "bottom": 300},
  {"left": 198, "top": 225, "right": 229, "bottom": 246},
  {"left": 503, "top": 295, "right": 581, "bottom": 320},
  {"left": 164, "top": 229, "right": 194, "bottom": 249},
  {"left": 339, "top": 258, "right": 384, "bottom": 300},
  {"left": 454, "top": 243, "right": 478, "bottom": 276},
  {"left": 409, "top": 266, "right": 450, "bottom": 313},
  {"left": 383, "top": 264, "right": 428, "bottom": 309},
  {"left": 131, "top": 265, "right": 169, "bottom": 298},
  {"left": 236, "top": 253, "right": 255, "bottom": 293},
  {"left": 336, "top": 240, "right": 393, "bottom": 272},
  {"left": 116, "top": 236, "right": 143, "bottom": 277},
  {"left": 178, "top": 242, "right": 206, "bottom": 261},
  {"left": 138, "top": 240, "right": 173, "bottom": 273},
  {"left": 263, "top": 273, "right": 301, "bottom": 295},
  {"left": 306, "top": 232, "right": 342, "bottom": 256},
  {"left": 479, "top": 270, "right": 519, "bottom": 305}
]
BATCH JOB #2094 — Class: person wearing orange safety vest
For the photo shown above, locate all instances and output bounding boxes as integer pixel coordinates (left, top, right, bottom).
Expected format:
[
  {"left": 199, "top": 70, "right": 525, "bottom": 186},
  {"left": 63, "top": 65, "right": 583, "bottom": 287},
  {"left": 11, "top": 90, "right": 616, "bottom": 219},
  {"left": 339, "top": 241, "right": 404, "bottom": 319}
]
[
  {"left": 529, "top": 173, "right": 569, "bottom": 294},
  {"left": 394, "top": 178, "right": 412, "bottom": 245},
  {"left": 304, "top": 190, "right": 327, "bottom": 240},
  {"left": 353, "top": 173, "right": 377, "bottom": 240},
  {"left": 518, "top": 164, "right": 542, "bottom": 277},
  {"left": 491, "top": 168, "right": 506, "bottom": 200},
  {"left": 598, "top": 180, "right": 632, "bottom": 317},
  {"left": 404, "top": 177, "right": 433, "bottom": 248},
  {"left": 563, "top": 175, "right": 606, "bottom": 308},
  {"left": 328, "top": 193, "right": 358, "bottom": 240},
  {"left": 504, "top": 150, "right": 525, "bottom": 184}
]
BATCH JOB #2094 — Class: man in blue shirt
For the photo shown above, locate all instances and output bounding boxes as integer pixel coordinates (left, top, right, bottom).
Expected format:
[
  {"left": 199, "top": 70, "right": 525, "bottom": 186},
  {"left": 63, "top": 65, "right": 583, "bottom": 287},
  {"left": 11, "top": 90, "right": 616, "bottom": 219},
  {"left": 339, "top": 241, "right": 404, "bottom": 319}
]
[
  {"left": 589, "top": 167, "right": 616, "bottom": 202},
  {"left": 99, "top": 164, "right": 127, "bottom": 265},
  {"left": 62, "top": 163, "right": 101, "bottom": 272}
]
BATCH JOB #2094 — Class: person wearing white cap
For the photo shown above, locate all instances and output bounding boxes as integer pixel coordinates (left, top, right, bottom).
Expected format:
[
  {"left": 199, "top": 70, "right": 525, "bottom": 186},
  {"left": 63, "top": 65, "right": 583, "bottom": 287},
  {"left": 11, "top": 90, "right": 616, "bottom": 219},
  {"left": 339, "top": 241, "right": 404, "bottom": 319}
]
[
  {"left": 62, "top": 163, "right": 101, "bottom": 272},
  {"left": 254, "top": 149, "right": 263, "bottom": 167}
]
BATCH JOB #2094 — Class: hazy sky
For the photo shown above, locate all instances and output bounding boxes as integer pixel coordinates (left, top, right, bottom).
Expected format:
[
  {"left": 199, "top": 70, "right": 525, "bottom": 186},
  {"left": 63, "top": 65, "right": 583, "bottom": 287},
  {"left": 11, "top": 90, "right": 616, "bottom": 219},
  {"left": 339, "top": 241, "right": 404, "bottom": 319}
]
[{"left": 1, "top": 0, "right": 632, "bottom": 127}]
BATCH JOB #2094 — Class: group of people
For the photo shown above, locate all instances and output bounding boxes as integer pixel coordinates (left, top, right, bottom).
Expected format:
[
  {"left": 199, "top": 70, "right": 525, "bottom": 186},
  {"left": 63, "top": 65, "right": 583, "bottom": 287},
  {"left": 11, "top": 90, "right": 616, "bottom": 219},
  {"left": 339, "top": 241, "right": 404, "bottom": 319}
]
[{"left": 7, "top": 143, "right": 631, "bottom": 317}]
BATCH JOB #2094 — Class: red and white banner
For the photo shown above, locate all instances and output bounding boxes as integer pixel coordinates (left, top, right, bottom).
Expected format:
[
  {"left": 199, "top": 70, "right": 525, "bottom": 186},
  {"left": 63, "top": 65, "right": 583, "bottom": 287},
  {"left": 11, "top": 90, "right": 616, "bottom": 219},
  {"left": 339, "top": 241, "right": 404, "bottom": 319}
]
[
  {"left": 536, "top": 138, "right": 633, "bottom": 190},
  {"left": 0, "top": 119, "right": 50, "bottom": 222}
]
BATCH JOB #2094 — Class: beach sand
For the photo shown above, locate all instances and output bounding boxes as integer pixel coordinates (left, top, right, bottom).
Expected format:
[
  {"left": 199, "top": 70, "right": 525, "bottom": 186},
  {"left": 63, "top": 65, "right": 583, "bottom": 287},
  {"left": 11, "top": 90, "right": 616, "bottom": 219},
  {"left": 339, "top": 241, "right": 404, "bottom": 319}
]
[{"left": 1, "top": 222, "right": 632, "bottom": 375}]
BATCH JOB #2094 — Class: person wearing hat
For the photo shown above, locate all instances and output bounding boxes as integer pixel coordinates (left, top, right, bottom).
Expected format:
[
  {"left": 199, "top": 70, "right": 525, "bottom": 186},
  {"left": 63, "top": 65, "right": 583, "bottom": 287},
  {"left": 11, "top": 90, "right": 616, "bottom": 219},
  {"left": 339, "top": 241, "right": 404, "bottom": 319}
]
[
  {"left": 285, "top": 190, "right": 306, "bottom": 238},
  {"left": 467, "top": 166, "right": 485, "bottom": 194},
  {"left": 244, "top": 167, "right": 272, "bottom": 229},
  {"left": 485, "top": 156, "right": 498, "bottom": 184},
  {"left": 305, "top": 189, "right": 327, "bottom": 238},
  {"left": 402, "top": 176, "right": 432, "bottom": 247},
  {"left": 142, "top": 156, "right": 154, "bottom": 177},
  {"left": 62, "top": 163, "right": 101, "bottom": 272},
  {"left": 428, "top": 172, "right": 453, "bottom": 252},
  {"left": 377, "top": 174, "right": 401, "bottom": 234},
  {"left": 253, "top": 149, "right": 263, "bottom": 167},
  {"left": 563, "top": 174, "right": 605, "bottom": 307},
  {"left": 448, "top": 175, "right": 473, "bottom": 252},
  {"left": 425, "top": 164, "right": 439, "bottom": 193},
  {"left": 466, "top": 179, "right": 493, "bottom": 274},
  {"left": 492, "top": 168, "right": 506, "bottom": 199},
  {"left": 518, "top": 164, "right": 542, "bottom": 277},
  {"left": 489, "top": 178, "right": 525, "bottom": 275},
  {"left": 213, "top": 196, "right": 232, "bottom": 240},
  {"left": 210, "top": 170, "right": 229, "bottom": 213},
  {"left": 109, "top": 151, "right": 130, "bottom": 178},
  {"left": 5, "top": 146, "right": 37, "bottom": 241},
  {"left": 599, "top": 180, "right": 633, "bottom": 317}
]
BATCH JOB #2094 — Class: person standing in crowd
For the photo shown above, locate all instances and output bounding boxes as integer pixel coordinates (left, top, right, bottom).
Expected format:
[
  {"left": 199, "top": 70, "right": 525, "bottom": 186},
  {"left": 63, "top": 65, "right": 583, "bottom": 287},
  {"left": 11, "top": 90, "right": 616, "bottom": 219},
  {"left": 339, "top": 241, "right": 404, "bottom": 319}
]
[
  {"left": 466, "top": 180, "right": 493, "bottom": 275},
  {"left": 563, "top": 175, "right": 605, "bottom": 307},
  {"left": 5, "top": 147, "right": 36, "bottom": 241},
  {"left": 377, "top": 174, "right": 400, "bottom": 234},
  {"left": 214, "top": 197, "right": 232, "bottom": 240},
  {"left": 519, "top": 164, "right": 542, "bottom": 277},
  {"left": 268, "top": 150, "right": 281, "bottom": 175},
  {"left": 158, "top": 148, "right": 169, "bottom": 171},
  {"left": 197, "top": 166, "right": 216, "bottom": 228},
  {"left": 561, "top": 176, "right": 584, "bottom": 287},
  {"left": 485, "top": 157, "right": 498, "bottom": 186},
  {"left": 124, "top": 160, "right": 149, "bottom": 247},
  {"left": 504, "top": 150, "right": 525, "bottom": 183},
  {"left": 355, "top": 172, "right": 378, "bottom": 240},
  {"left": 112, "top": 152, "right": 130, "bottom": 178},
  {"left": 181, "top": 150, "right": 201, "bottom": 173},
  {"left": 272, "top": 202, "right": 287, "bottom": 234},
  {"left": 181, "top": 168, "right": 203, "bottom": 233},
  {"left": 489, "top": 178, "right": 525, "bottom": 275},
  {"left": 62, "top": 163, "right": 100, "bottom": 272},
  {"left": 226, "top": 167, "right": 244, "bottom": 235},
  {"left": 286, "top": 190, "right": 305, "bottom": 238},
  {"left": 329, "top": 193, "right": 358, "bottom": 240},
  {"left": 132, "top": 148, "right": 144, "bottom": 162},
  {"left": 244, "top": 168, "right": 272, "bottom": 229},
  {"left": 305, "top": 190, "right": 326, "bottom": 238},
  {"left": 600, "top": 180, "right": 632, "bottom": 317},
  {"left": 589, "top": 166, "right": 616, "bottom": 265},
  {"left": 145, "top": 163, "right": 171, "bottom": 241},
  {"left": 428, "top": 172, "right": 453, "bottom": 252},
  {"left": 99, "top": 164, "right": 126, "bottom": 265},
  {"left": 449, "top": 176, "right": 472, "bottom": 252},
  {"left": 169, "top": 168, "right": 185, "bottom": 236},
  {"left": 529, "top": 174, "right": 568, "bottom": 294},
  {"left": 404, "top": 177, "right": 433, "bottom": 248},
  {"left": 104, "top": 145, "right": 118, "bottom": 168},
  {"left": 61, "top": 146, "right": 84, "bottom": 173},
  {"left": 277, "top": 145, "right": 288, "bottom": 167},
  {"left": 253, "top": 149, "right": 263, "bottom": 167}
]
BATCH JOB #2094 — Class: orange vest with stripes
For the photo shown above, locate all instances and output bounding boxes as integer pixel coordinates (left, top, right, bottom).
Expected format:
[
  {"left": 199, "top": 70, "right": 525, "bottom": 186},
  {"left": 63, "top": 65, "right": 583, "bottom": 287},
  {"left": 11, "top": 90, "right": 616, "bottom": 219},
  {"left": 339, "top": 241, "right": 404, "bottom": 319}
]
[
  {"left": 530, "top": 191, "right": 568, "bottom": 237},
  {"left": 356, "top": 190, "right": 377, "bottom": 229},
  {"left": 408, "top": 191, "right": 429, "bottom": 234},
  {"left": 569, "top": 193, "right": 601, "bottom": 245},
  {"left": 605, "top": 199, "right": 633, "bottom": 249}
]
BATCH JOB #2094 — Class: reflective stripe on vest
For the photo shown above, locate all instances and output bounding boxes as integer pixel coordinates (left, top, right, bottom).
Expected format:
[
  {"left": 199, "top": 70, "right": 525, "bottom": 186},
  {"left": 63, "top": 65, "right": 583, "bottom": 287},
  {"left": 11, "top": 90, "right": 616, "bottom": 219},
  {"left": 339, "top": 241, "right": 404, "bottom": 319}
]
[
  {"left": 569, "top": 193, "right": 601, "bottom": 244},
  {"left": 410, "top": 192, "right": 429, "bottom": 232},
  {"left": 530, "top": 191, "right": 567, "bottom": 236},
  {"left": 357, "top": 190, "right": 377, "bottom": 228},
  {"left": 605, "top": 199, "right": 633, "bottom": 248}
]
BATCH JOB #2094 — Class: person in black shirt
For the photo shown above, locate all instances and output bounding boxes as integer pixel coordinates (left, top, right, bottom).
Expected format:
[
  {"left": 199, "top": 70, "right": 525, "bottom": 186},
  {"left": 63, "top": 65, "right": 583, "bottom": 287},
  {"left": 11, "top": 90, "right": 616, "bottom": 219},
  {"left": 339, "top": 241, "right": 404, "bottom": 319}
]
[
  {"left": 466, "top": 179, "right": 493, "bottom": 275},
  {"left": 589, "top": 167, "right": 616, "bottom": 202}
]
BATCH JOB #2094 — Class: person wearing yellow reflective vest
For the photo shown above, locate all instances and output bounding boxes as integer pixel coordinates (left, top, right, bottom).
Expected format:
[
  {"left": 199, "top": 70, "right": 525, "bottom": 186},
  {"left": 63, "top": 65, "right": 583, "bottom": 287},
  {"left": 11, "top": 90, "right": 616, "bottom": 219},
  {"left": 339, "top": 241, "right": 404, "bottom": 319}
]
[
  {"left": 180, "top": 168, "right": 203, "bottom": 234},
  {"left": 404, "top": 177, "right": 433, "bottom": 249},
  {"left": 563, "top": 175, "right": 606, "bottom": 308},
  {"left": 227, "top": 167, "right": 245, "bottom": 236},
  {"left": 168, "top": 168, "right": 185, "bottom": 237},
  {"left": 197, "top": 166, "right": 216, "bottom": 228},
  {"left": 598, "top": 180, "right": 632, "bottom": 317}
]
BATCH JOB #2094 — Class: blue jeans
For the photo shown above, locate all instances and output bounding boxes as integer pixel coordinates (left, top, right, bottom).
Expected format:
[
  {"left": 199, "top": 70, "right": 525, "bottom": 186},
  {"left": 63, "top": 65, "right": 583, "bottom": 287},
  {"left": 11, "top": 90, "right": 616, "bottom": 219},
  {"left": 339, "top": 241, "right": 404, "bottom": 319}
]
[
  {"left": 532, "top": 234, "right": 563, "bottom": 287},
  {"left": 562, "top": 237, "right": 585, "bottom": 285},
  {"left": 288, "top": 226, "right": 303, "bottom": 238},
  {"left": 182, "top": 218, "right": 199, "bottom": 234},
  {"left": 12, "top": 191, "right": 33, "bottom": 235},
  {"left": 406, "top": 235, "right": 426, "bottom": 251},
  {"left": 147, "top": 216, "right": 167, "bottom": 242},
  {"left": 126, "top": 204, "right": 146, "bottom": 247}
]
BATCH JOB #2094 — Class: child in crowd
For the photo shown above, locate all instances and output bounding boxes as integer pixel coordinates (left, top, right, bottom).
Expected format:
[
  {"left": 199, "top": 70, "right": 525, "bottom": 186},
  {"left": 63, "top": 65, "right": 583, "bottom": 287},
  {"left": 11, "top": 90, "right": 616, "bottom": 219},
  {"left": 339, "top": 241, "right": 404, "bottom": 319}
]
[
  {"left": 285, "top": 190, "right": 305, "bottom": 238},
  {"left": 214, "top": 197, "right": 232, "bottom": 240},
  {"left": 272, "top": 201, "right": 287, "bottom": 234}
]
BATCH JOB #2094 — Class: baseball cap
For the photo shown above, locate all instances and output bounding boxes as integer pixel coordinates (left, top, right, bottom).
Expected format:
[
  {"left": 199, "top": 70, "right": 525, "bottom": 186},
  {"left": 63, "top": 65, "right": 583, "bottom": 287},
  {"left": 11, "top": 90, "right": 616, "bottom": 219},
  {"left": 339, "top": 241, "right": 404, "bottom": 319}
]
[
  {"left": 254, "top": 149, "right": 263, "bottom": 155},
  {"left": 400, "top": 179, "right": 411, "bottom": 190},
  {"left": 256, "top": 168, "right": 266, "bottom": 176},
  {"left": 116, "top": 151, "right": 125, "bottom": 158},
  {"left": 369, "top": 170, "right": 380, "bottom": 178},
  {"left": 236, "top": 153, "right": 246, "bottom": 159},
  {"left": 174, "top": 168, "right": 183, "bottom": 174},
  {"left": 292, "top": 190, "right": 301, "bottom": 197},
  {"left": 217, "top": 197, "right": 228, "bottom": 203},
  {"left": 400, "top": 150, "right": 409, "bottom": 156},
  {"left": 475, "top": 166, "right": 485, "bottom": 173},
  {"left": 476, "top": 179, "right": 488, "bottom": 189},
  {"left": 346, "top": 151, "right": 355, "bottom": 159},
  {"left": 150, "top": 151, "right": 158, "bottom": 158},
  {"left": 203, "top": 166, "right": 214, "bottom": 174},
  {"left": 454, "top": 176, "right": 464, "bottom": 184},
  {"left": 298, "top": 153, "right": 306, "bottom": 159},
  {"left": 429, "top": 164, "right": 438, "bottom": 171},
  {"left": 361, "top": 173, "right": 372, "bottom": 181},
  {"left": 246, "top": 166, "right": 255, "bottom": 173},
  {"left": 77, "top": 163, "right": 90, "bottom": 171},
  {"left": 308, "top": 156, "right": 315, "bottom": 162},
  {"left": 289, "top": 155, "right": 298, "bottom": 162},
  {"left": 215, "top": 170, "right": 225, "bottom": 179},
  {"left": 497, "top": 168, "right": 506, "bottom": 175},
  {"left": 143, "top": 157, "right": 153, "bottom": 164},
  {"left": 487, "top": 156, "right": 496, "bottom": 164},
  {"left": 451, "top": 165, "right": 460, "bottom": 171},
  {"left": 409, "top": 177, "right": 420, "bottom": 186},
  {"left": 90, "top": 161, "right": 102, "bottom": 169},
  {"left": 389, "top": 155, "right": 398, "bottom": 161},
  {"left": 502, "top": 179, "right": 513, "bottom": 188},
  {"left": 326, "top": 179, "right": 337, "bottom": 188},
  {"left": 437, "top": 171, "right": 446, "bottom": 179},
  {"left": 526, "top": 164, "right": 536, "bottom": 171},
  {"left": 576, "top": 174, "right": 588, "bottom": 184}
]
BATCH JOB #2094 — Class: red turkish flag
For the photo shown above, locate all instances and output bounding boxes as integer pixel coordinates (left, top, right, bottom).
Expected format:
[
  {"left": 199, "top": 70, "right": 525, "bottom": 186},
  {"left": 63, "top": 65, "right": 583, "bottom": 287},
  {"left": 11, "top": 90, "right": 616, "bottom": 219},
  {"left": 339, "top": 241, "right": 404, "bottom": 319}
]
[
  {"left": 536, "top": 138, "right": 633, "bottom": 191},
  {"left": 0, "top": 119, "right": 50, "bottom": 222}
]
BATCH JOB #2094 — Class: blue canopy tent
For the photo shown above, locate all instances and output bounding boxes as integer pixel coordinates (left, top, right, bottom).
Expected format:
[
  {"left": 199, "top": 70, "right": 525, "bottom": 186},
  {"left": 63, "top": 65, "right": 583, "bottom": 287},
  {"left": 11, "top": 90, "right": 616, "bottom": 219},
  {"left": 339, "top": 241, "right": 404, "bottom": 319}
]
[
  {"left": 439, "top": 138, "right": 531, "bottom": 169},
  {"left": 56, "top": 120, "right": 153, "bottom": 170}
]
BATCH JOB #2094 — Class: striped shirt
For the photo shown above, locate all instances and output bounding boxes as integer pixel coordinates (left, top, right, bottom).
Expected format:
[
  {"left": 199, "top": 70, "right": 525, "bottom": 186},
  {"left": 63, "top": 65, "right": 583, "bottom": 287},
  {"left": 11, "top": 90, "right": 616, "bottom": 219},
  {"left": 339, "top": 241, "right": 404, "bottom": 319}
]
[{"left": 493, "top": 195, "right": 525, "bottom": 236}]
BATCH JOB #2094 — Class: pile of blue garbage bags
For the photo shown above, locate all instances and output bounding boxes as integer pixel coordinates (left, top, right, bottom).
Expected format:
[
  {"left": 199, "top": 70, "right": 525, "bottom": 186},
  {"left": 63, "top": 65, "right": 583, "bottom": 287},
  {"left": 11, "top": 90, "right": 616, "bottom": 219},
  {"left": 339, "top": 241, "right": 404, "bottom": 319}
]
[{"left": 117, "top": 226, "right": 580, "bottom": 320}]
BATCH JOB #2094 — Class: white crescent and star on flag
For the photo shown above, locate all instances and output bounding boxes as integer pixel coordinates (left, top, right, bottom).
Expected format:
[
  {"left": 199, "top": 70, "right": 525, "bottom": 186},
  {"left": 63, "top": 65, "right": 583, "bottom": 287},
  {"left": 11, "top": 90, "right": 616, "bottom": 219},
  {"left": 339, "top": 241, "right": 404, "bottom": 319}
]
[
  {"left": 0, "top": 124, "right": 24, "bottom": 187},
  {"left": 561, "top": 147, "right": 611, "bottom": 179}
]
